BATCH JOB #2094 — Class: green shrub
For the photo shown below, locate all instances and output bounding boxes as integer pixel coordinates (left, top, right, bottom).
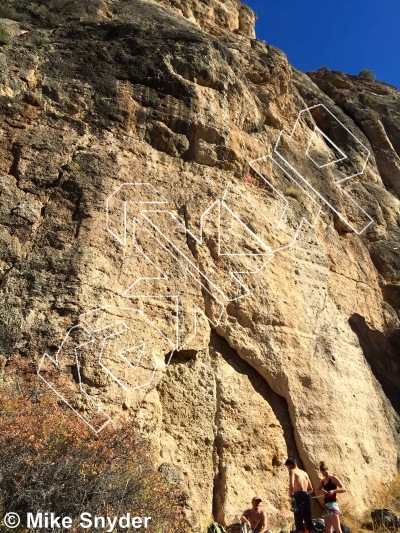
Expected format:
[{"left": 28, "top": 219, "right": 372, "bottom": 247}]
[
  {"left": 0, "top": 5, "right": 18, "bottom": 20},
  {"left": 27, "top": 32, "right": 49, "bottom": 47},
  {"left": 361, "top": 93, "right": 374, "bottom": 106},
  {"left": 0, "top": 24, "right": 10, "bottom": 45},
  {"left": 34, "top": 0, "right": 105, "bottom": 25},
  {"left": 30, "top": 0, "right": 85, "bottom": 26},
  {"left": 0, "top": 3, "right": 30, "bottom": 23},
  {"left": 0, "top": 0, "right": 103, "bottom": 28},
  {"left": 317, "top": 65, "right": 329, "bottom": 74},
  {"left": 359, "top": 68, "right": 376, "bottom": 80}
]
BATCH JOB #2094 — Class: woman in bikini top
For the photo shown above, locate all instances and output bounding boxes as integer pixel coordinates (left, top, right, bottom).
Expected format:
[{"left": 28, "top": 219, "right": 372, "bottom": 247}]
[
  {"left": 317, "top": 461, "right": 347, "bottom": 533},
  {"left": 323, "top": 476, "right": 338, "bottom": 502}
]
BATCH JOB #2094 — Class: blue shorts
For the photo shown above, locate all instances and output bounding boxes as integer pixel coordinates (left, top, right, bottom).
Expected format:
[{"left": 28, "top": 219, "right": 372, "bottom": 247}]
[
  {"left": 324, "top": 501, "right": 340, "bottom": 516},
  {"left": 293, "top": 491, "right": 311, "bottom": 513}
]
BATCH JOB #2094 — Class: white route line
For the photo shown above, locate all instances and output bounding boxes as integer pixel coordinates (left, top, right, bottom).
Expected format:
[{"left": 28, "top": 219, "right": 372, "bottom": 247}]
[
  {"left": 306, "top": 127, "right": 347, "bottom": 169},
  {"left": 126, "top": 215, "right": 226, "bottom": 350},
  {"left": 274, "top": 103, "right": 373, "bottom": 234},
  {"left": 106, "top": 182, "right": 169, "bottom": 246},
  {"left": 38, "top": 102, "right": 374, "bottom": 432},
  {"left": 248, "top": 155, "right": 323, "bottom": 252},
  {"left": 140, "top": 206, "right": 272, "bottom": 301},
  {"left": 37, "top": 324, "right": 111, "bottom": 434},
  {"left": 79, "top": 305, "right": 176, "bottom": 389}
]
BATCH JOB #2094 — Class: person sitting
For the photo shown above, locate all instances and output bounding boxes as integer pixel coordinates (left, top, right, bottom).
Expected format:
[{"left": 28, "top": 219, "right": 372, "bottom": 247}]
[{"left": 240, "top": 496, "right": 269, "bottom": 533}]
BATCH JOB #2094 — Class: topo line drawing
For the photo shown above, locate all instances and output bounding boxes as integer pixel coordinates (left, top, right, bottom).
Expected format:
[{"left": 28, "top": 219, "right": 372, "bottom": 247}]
[{"left": 38, "top": 103, "right": 374, "bottom": 432}]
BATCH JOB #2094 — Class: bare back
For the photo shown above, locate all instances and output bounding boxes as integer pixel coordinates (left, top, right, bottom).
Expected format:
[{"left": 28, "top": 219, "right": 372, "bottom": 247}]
[{"left": 290, "top": 467, "right": 312, "bottom": 494}]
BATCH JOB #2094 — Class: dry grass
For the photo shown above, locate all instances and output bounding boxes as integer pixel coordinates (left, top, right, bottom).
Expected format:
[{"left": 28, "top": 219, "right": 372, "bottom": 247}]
[
  {"left": 284, "top": 187, "right": 302, "bottom": 200},
  {"left": 369, "top": 474, "right": 400, "bottom": 514},
  {"left": 340, "top": 475, "right": 400, "bottom": 533},
  {"left": 277, "top": 521, "right": 294, "bottom": 533},
  {"left": 338, "top": 494, "right": 362, "bottom": 532},
  {"left": 366, "top": 474, "right": 400, "bottom": 533}
]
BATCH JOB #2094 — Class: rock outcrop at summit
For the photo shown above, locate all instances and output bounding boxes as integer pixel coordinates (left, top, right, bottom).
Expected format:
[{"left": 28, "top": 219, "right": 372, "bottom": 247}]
[{"left": 0, "top": 0, "right": 399, "bottom": 529}]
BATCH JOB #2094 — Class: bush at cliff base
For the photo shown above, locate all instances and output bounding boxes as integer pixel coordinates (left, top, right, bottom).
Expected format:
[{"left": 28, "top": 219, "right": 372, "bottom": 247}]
[{"left": 0, "top": 357, "right": 189, "bottom": 532}]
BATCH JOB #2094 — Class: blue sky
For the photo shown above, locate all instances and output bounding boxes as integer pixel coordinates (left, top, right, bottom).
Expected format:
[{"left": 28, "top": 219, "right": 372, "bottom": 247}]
[{"left": 244, "top": 0, "right": 400, "bottom": 89}]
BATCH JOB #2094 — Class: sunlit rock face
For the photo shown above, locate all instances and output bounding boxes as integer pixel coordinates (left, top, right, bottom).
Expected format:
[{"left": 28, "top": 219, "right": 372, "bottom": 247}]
[{"left": 0, "top": 0, "right": 399, "bottom": 529}]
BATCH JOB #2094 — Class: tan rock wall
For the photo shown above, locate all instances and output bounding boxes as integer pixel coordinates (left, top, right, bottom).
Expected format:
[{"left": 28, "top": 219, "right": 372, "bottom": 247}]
[{"left": 0, "top": 1, "right": 399, "bottom": 530}]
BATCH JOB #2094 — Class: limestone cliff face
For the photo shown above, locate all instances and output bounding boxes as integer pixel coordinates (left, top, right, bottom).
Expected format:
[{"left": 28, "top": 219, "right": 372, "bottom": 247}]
[{"left": 0, "top": 0, "right": 399, "bottom": 529}]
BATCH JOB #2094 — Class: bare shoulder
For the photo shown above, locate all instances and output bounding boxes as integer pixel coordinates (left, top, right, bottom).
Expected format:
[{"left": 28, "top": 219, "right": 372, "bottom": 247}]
[{"left": 332, "top": 474, "right": 345, "bottom": 487}]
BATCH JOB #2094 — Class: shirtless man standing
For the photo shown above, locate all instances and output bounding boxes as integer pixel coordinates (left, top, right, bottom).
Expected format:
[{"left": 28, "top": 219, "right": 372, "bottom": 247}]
[
  {"left": 240, "top": 496, "right": 269, "bottom": 533},
  {"left": 285, "top": 458, "right": 315, "bottom": 533}
]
